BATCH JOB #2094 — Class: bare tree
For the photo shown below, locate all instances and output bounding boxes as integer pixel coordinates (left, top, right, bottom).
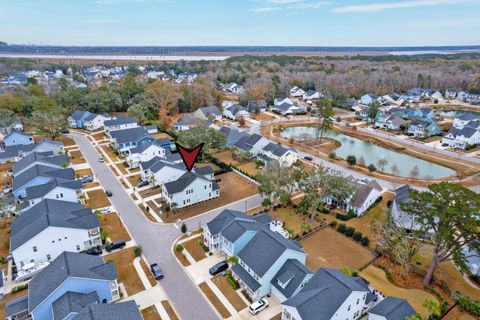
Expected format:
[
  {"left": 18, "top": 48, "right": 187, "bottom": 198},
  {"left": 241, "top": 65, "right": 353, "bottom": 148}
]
[
  {"left": 409, "top": 165, "right": 420, "bottom": 180},
  {"left": 377, "top": 158, "right": 388, "bottom": 172},
  {"left": 391, "top": 163, "right": 400, "bottom": 176},
  {"left": 358, "top": 156, "right": 366, "bottom": 167}
]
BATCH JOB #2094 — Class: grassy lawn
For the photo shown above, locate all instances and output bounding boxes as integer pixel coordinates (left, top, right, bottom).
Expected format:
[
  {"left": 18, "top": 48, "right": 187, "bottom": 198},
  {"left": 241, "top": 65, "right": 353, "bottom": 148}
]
[
  {"left": 104, "top": 247, "right": 145, "bottom": 296},
  {"left": 199, "top": 282, "right": 231, "bottom": 318},
  {"left": 360, "top": 265, "right": 437, "bottom": 318},
  {"left": 140, "top": 258, "right": 157, "bottom": 287},
  {"left": 161, "top": 300, "right": 179, "bottom": 320},
  {"left": 182, "top": 236, "right": 207, "bottom": 262},
  {"left": 75, "top": 168, "right": 93, "bottom": 178},
  {"left": 141, "top": 305, "right": 162, "bottom": 320},
  {"left": 85, "top": 189, "right": 111, "bottom": 209},
  {"left": 237, "top": 162, "right": 259, "bottom": 177},
  {"left": 101, "top": 212, "right": 131, "bottom": 242},
  {"left": 162, "top": 172, "right": 258, "bottom": 223},
  {"left": 127, "top": 174, "right": 141, "bottom": 187},
  {"left": 211, "top": 275, "right": 247, "bottom": 312},
  {"left": 271, "top": 206, "right": 323, "bottom": 238},
  {"left": 69, "top": 150, "right": 86, "bottom": 164},
  {"left": 300, "top": 227, "right": 375, "bottom": 271}
]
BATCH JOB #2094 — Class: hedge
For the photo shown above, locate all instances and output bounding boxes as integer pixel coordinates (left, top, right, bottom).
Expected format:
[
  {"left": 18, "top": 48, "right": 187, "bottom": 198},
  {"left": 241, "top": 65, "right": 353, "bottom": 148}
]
[
  {"left": 337, "top": 223, "right": 347, "bottom": 233},
  {"left": 345, "top": 227, "right": 355, "bottom": 237},
  {"left": 352, "top": 231, "right": 363, "bottom": 241},
  {"left": 336, "top": 211, "right": 356, "bottom": 221},
  {"left": 226, "top": 271, "right": 240, "bottom": 290},
  {"left": 458, "top": 295, "right": 480, "bottom": 317},
  {"left": 12, "top": 283, "right": 28, "bottom": 293}
]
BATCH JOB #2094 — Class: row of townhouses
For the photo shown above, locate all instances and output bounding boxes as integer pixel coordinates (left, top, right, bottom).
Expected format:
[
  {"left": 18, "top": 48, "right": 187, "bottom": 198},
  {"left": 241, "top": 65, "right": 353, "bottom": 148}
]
[{"left": 203, "top": 209, "right": 417, "bottom": 320}]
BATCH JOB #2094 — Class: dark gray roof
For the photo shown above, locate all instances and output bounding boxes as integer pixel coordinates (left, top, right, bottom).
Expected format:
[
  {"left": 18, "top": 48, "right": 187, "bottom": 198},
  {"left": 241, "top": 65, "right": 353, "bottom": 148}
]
[
  {"left": 195, "top": 166, "right": 214, "bottom": 176},
  {"left": 346, "top": 177, "right": 382, "bottom": 208},
  {"left": 174, "top": 113, "right": 199, "bottom": 127},
  {"left": 232, "top": 264, "right": 262, "bottom": 292},
  {"left": 13, "top": 152, "right": 68, "bottom": 175},
  {"left": 234, "top": 134, "right": 264, "bottom": 152},
  {"left": 104, "top": 117, "right": 137, "bottom": 127},
  {"left": 369, "top": 297, "right": 416, "bottom": 320},
  {"left": 226, "top": 105, "right": 248, "bottom": 116},
  {"left": 5, "top": 295, "right": 29, "bottom": 317},
  {"left": 52, "top": 291, "right": 99, "bottom": 320},
  {"left": 29, "top": 252, "right": 117, "bottom": 312},
  {"left": 110, "top": 127, "right": 150, "bottom": 145},
  {"left": 163, "top": 171, "right": 198, "bottom": 194},
  {"left": 252, "top": 213, "right": 272, "bottom": 225},
  {"left": 394, "top": 185, "right": 411, "bottom": 204},
  {"left": 283, "top": 268, "right": 370, "bottom": 320},
  {"left": 75, "top": 300, "right": 143, "bottom": 320},
  {"left": 13, "top": 165, "right": 75, "bottom": 192},
  {"left": 1, "top": 140, "right": 63, "bottom": 160},
  {"left": 198, "top": 106, "right": 221, "bottom": 117},
  {"left": 129, "top": 139, "right": 167, "bottom": 154},
  {"left": 221, "top": 220, "right": 264, "bottom": 243},
  {"left": 262, "top": 142, "right": 293, "bottom": 157},
  {"left": 205, "top": 209, "right": 250, "bottom": 235},
  {"left": 447, "top": 126, "right": 478, "bottom": 139},
  {"left": 238, "top": 229, "right": 304, "bottom": 277},
  {"left": 69, "top": 110, "right": 90, "bottom": 121},
  {"left": 271, "top": 259, "right": 313, "bottom": 299},
  {"left": 457, "top": 113, "right": 478, "bottom": 121},
  {"left": 25, "top": 178, "right": 82, "bottom": 199},
  {"left": 140, "top": 156, "right": 163, "bottom": 171},
  {"left": 219, "top": 126, "right": 248, "bottom": 146},
  {"left": 10, "top": 200, "right": 98, "bottom": 250}
]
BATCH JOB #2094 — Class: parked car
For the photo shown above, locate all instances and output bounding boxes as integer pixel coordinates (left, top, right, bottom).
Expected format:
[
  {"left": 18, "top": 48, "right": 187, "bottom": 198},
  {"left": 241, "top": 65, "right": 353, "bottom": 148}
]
[
  {"left": 2, "top": 187, "right": 12, "bottom": 194},
  {"left": 346, "top": 123, "right": 352, "bottom": 127},
  {"left": 150, "top": 263, "right": 164, "bottom": 280},
  {"left": 105, "top": 190, "right": 113, "bottom": 197},
  {"left": 209, "top": 261, "right": 228, "bottom": 276},
  {"left": 361, "top": 177, "right": 372, "bottom": 183},
  {"left": 86, "top": 247, "right": 103, "bottom": 256},
  {"left": 81, "top": 176, "right": 94, "bottom": 183},
  {"left": 249, "top": 299, "right": 269, "bottom": 315},
  {"left": 303, "top": 156, "right": 313, "bottom": 161},
  {"left": 137, "top": 180, "right": 149, "bottom": 188},
  {"left": 60, "top": 129, "right": 70, "bottom": 134},
  {"left": 441, "top": 143, "right": 449, "bottom": 147},
  {"left": 105, "top": 240, "right": 126, "bottom": 252},
  {"left": 98, "top": 157, "right": 104, "bottom": 163}
]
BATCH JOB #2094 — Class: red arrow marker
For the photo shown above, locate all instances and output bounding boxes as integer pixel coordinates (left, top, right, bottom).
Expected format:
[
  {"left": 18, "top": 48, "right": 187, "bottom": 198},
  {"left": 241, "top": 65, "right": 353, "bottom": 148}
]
[{"left": 175, "top": 142, "right": 204, "bottom": 172}]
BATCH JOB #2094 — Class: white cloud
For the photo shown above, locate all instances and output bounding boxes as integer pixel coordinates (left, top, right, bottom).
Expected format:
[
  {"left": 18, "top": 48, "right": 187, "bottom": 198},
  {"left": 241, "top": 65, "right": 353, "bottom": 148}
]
[
  {"left": 252, "top": 0, "right": 332, "bottom": 12},
  {"left": 333, "top": 0, "right": 475, "bottom": 13},
  {"left": 252, "top": 6, "right": 282, "bottom": 12},
  {"left": 84, "top": 19, "right": 120, "bottom": 24},
  {"left": 291, "top": 1, "right": 332, "bottom": 9},
  {"left": 266, "top": 0, "right": 302, "bottom": 3},
  {"left": 96, "top": 0, "right": 147, "bottom": 4}
]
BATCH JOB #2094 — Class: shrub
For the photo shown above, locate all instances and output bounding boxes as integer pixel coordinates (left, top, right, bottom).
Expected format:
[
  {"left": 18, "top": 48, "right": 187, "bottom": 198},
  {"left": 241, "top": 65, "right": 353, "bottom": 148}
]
[
  {"left": 387, "top": 200, "right": 393, "bottom": 208},
  {"left": 361, "top": 236, "right": 370, "bottom": 246},
  {"left": 241, "top": 289, "right": 253, "bottom": 303},
  {"left": 337, "top": 223, "right": 346, "bottom": 233},
  {"left": 197, "top": 241, "right": 210, "bottom": 252},
  {"left": 226, "top": 271, "right": 240, "bottom": 290},
  {"left": 336, "top": 211, "right": 356, "bottom": 221},
  {"left": 346, "top": 155, "right": 357, "bottom": 166},
  {"left": 133, "top": 246, "right": 143, "bottom": 257},
  {"left": 330, "top": 220, "right": 338, "bottom": 228},
  {"left": 378, "top": 265, "right": 394, "bottom": 282},
  {"left": 458, "top": 295, "right": 480, "bottom": 317},
  {"left": 175, "top": 244, "right": 184, "bottom": 252},
  {"left": 353, "top": 231, "right": 363, "bottom": 241},
  {"left": 318, "top": 207, "right": 330, "bottom": 214},
  {"left": 345, "top": 227, "right": 355, "bottom": 237},
  {"left": 181, "top": 222, "right": 188, "bottom": 234},
  {"left": 328, "top": 151, "right": 336, "bottom": 159},
  {"left": 227, "top": 256, "right": 238, "bottom": 265},
  {"left": 12, "top": 283, "right": 28, "bottom": 293},
  {"left": 368, "top": 164, "right": 377, "bottom": 172}
]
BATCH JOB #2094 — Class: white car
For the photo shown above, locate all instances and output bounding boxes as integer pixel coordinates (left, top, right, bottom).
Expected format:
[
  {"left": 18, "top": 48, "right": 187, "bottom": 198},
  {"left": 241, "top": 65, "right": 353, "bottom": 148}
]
[{"left": 248, "top": 299, "right": 269, "bottom": 315}]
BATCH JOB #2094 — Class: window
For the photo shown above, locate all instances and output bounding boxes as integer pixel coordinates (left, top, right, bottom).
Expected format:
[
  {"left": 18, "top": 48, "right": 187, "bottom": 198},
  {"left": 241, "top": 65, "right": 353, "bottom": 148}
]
[
  {"left": 357, "top": 298, "right": 359, "bottom": 305},
  {"left": 47, "top": 254, "right": 51, "bottom": 261},
  {"left": 52, "top": 240, "right": 55, "bottom": 243},
  {"left": 76, "top": 245, "right": 80, "bottom": 251},
  {"left": 60, "top": 193, "right": 64, "bottom": 198},
  {"left": 348, "top": 305, "right": 351, "bottom": 311},
  {"left": 65, "top": 237, "right": 67, "bottom": 239},
  {"left": 33, "top": 246, "right": 37, "bottom": 252}
]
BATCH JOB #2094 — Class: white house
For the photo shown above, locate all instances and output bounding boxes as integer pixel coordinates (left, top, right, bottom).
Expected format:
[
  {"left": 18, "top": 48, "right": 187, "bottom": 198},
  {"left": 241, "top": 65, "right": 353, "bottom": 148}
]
[
  {"left": 442, "top": 126, "right": 480, "bottom": 149},
  {"left": 375, "top": 114, "right": 407, "bottom": 131},
  {"left": 104, "top": 117, "right": 138, "bottom": 132},
  {"left": 234, "top": 133, "right": 270, "bottom": 156},
  {"left": 304, "top": 90, "right": 321, "bottom": 101},
  {"left": 126, "top": 139, "right": 169, "bottom": 168},
  {"left": 324, "top": 177, "right": 382, "bottom": 216},
  {"left": 223, "top": 82, "right": 244, "bottom": 94},
  {"left": 10, "top": 199, "right": 101, "bottom": 280},
  {"left": 445, "top": 88, "right": 458, "bottom": 99},
  {"left": 282, "top": 268, "right": 373, "bottom": 320},
  {"left": 271, "top": 103, "right": 307, "bottom": 116},
  {"left": 382, "top": 94, "right": 404, "bottom": 106},
  {"left": 223, "top": 105, "right": 250, "bottom": 121},
  {"left": 452, "top": 114, "right": 479, "bottom": 129},
  {"left": 274, "top": 97, "right": 294, "bottom": 106},
  {"left": 83, "top": 113, "right": 111, "bottom": 131},
  {"left": 24, "top": 178, "right": 82, "bottom": 210},
  {"left": 260, "top": 142, "right": 298, "bottom": 167},
  {"left": 161, "top": 171, "right": 219, "bottom": 209},
  {"left": 149, "top": 160, "right": 188, "bottom": 185},
  {"left": 172, "top": 113, "right": 202, "bottom": 131},
  {"left": 290, "top": 87, "right": 306, "bottom": 99}
]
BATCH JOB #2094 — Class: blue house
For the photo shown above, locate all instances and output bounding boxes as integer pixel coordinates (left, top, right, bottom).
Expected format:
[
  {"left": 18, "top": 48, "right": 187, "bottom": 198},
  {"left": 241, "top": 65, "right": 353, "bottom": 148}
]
[
  {"left": 3, "top": 131, "right": 34, "bottom": 147},
  {"left": 407, "top": 119, "right": 441, "bottom": 138},
  {"left": 68, "top": 110, "right": 93, "bottom": 129},
  {"left": 109, "top": 126, "right": 155, "bottom": 154},
  {"left": 360, "top": 94, "right": 379, "bottom": 105},
  {"left": 5, "top": 252, "right": 142, "bottom": 320}
]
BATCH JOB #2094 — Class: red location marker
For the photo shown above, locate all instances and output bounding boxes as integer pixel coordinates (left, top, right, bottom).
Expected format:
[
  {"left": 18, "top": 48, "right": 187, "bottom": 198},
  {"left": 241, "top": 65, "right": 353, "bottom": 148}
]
[{"left": 175, "top": 142, "right": 204, "bottom": 172}]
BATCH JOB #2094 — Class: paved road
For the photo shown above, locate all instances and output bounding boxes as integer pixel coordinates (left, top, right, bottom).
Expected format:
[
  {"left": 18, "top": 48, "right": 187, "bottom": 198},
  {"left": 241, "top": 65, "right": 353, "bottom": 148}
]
[{"left": 71, "top": 133, "right": 263, "bottom": 320}]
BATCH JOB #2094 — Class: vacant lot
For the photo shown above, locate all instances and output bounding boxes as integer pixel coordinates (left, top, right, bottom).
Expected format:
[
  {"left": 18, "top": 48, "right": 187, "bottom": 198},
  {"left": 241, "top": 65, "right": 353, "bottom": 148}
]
[
  {"left": 213, "top": 151, "right": 245, "bottom": 166},
  {"left": 199, "top": 282, "right": 231, "bottom": 318},
  {"left": 161, "top": 300, "right": 179, "bottom": 320},
  {"left": 0, "top": 163, "right": 12, "bottom": 188},
  {"left": 237, "top": 162, "right": 259, "bottom": 177},
  {"left": 211, "top": 275, "right": 247, "bottom": 312},
  {"left": 300, "top": 227, "right": 374, "bottom": 271},
  {"left": 182, "top": 236, "right": 207, "bottom": 262},
  {"left": 104, "top": 248, "right": 145, "bottom": 296},
  {"left": 162, "top": 172, "right": 258, "bottom": 223},
  {"left": 127, "top": 174, "right": 141, "bottom": 187},
  {"left": 101, "top": 212, "right": 131, "bottom": 242},
  {"left": 141, "top": 306, "right": 161, "bottom": 320},
  {"left": 272, "top": 206, "right": 324, "bottom": 237},
  {"left": 85, "top": 189, "right": 111, "bottom": 209},
  {"left": 69, "top": 150, "right": 86, "bottom": 164},
  {"left": 0, "top": 219, "right": 11, "bottom": 259},
  {"left": 360, "top": 265, "right": 437, "bottom": 318}
]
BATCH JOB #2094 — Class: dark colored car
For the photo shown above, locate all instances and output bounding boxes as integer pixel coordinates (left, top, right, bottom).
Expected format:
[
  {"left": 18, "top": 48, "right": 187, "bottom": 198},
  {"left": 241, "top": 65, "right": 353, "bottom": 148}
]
[
  {"left": 105, "top": 190, "right": 113, "bottom": 197},
  {"left": 81, "top": 176, "right": 94, "bottom": 184},
  {"left": 61, "top": 129, "right": 70, "bottom": 134},
  {"left": 150, "top": 263, "right": 164, "bottom": 280},
  {"left": 209, "top": 261, "right": 228, "bottom": 276},
  {"left": 86, "top": 247, "right": 103, "bottom": 256},
  {"left": 105, "top": 240, "right": 126, "bottom": 252},
  {"left": 137, "top": 180, "right": 149, "bottom": 188},
  {"left": 304, "top": 156, "right": 313, "bottom": 161}
]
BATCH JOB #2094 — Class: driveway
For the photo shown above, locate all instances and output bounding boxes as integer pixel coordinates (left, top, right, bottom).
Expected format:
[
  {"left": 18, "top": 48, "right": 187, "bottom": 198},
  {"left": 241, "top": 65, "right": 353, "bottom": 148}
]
[{"left": 71, "top": 133, "right": 263, "bottom": 320}]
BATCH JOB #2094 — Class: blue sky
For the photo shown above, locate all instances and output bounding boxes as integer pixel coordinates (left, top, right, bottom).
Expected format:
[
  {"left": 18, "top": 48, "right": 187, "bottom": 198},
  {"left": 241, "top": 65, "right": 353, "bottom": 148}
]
[{"left": 1, "top": 0, "right": 480, "bottom": 46}]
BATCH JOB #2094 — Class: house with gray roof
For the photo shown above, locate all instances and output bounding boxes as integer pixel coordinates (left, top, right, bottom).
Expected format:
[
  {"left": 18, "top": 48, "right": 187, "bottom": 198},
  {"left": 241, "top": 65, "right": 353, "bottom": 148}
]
[
  {"left": 25, "top": 178, "right": 82, "bottom": 209},
  {"left": 5, "top": 252, "right": 126, "bottom": 320},
  {"left": 442, "top": 125, "right": 480, "bottom": 150},
  {"left": 0, "top": 139, "right": 64, "bottom": 164},
  {"left": 375, "top": 114, "right": 408, "bottom": 131},
  {"left": 68, "top": 110, "right": 111, "bottom": 131},
  {"left": 260, "top": 142, "right": 298, "bottom": 167},
  {"left": 139, "top": 154, "right": 183, "bottom": 182},
  {"left": 271, "top": 259, "right": 313, "bottom": 302},
  {"left": 234, "top": 133, "right": 270, "bottom": 156},
  {"left": 109, "top": 126, "right": 155, "bottom": 154},
  {"left": 368, "top": 297, "right": 416, "bottom": 320},
  {"left": 13, "top": 152, "right": 69, "bottom": 177},
  {"left": 407, "top": 119, "right": 441, "bottom": 138},
  {"left": 10, "top": 200, "right": 101, "bottom": 280},
  {"left": 324, "top": 176, "right": 382, "bottom": 216},
  {"left": 173, "top": 113, "right": 203, "bottom": 131},
  {"left": 219, "top": 126, "right": 248, "bottom": 147},
  {"left": 194, "top": 106, "right": 222, "bottom": 121},
  {"left": 271, "top": 102, "right": 307, "bottom": 116},
  {"left": 453, "top": 113, "right": 479, "bottom": 129},
  {"left": 223, "top": 105, "right": 250, "bottom": 121},
  {"left": 282, "top": 268, "right": 373, "bottom": 320},
  {"left": 126, "top": 138, "right": 170, "bottom": 168},
  {"left": 104, "top": 116, "right": 138, "bottom": 132}
]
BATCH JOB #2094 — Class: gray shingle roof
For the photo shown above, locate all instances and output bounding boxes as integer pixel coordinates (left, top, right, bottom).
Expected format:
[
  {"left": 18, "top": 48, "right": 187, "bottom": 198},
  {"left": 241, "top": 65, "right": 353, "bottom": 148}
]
[
  {"left": 226, "top": 105, "right": 248, "bottom": 116},
  {"left": 205, "top": 209, "right": 249, "bottom": 235},
  {"left": 28, "top": 252, "right": 117, "bottom": 312},
  {"left": 221, "top": 220, "right": 264, "bottom": 243},
  {"left": 234, "top": 134, "right": 264, "bottom": 152},
  {"left": 10, "top": 200, "right": 98, "bottom": 251},
  {"left": 174, "top": 113, "right": 199, "bottom": 127},
  {"left": 231, "top": 264, "right": 262, "bottom": 292},
  {"left": 104, "top": 117, "right": 137, "bottom": 127},
  {"left": 394, "top": 185, "right": 411, "bottom": 204},
  {"left": 238, "top": 229, "right": 304, "bottom": 277},
  {"left": 110, "top": 127, "right": 151, "bottom": 145},
  {"left": 52, "top": 291, "right": 99, "bottom": 320},
  {"left": 129, "top": 139, "right": 167, "bottom": 154},
  {"left": 163, "top": 171, "right": 198, "bottom": 194},
  {"left": 271, "top": 259, "right": 313, "bottom": 299},
  {"left": 283, "top": 268, "right": 370, "bottom": 320},
  {"left": 5, "top": 295, "right": 29, "bottom": 317},
  {"left": 369, "top": 297, "right": 416, "bottom": 320},
  {"left": 262, "top": 142, "right": 293, "bottom": 157},
  {"left": 195, "top": 166, "right": 214, "bottom": 176},
  {"left": 12, "top": 152, "right": 68, "bottom": 176},
  {"left": 69, "top": 110, "right": 90, "bottom": 121},
  {"left": 75, "top": 300, "right": 143, "bottom": 320},
  {"left": 12, "top": 165, "right": 75, "bottom": 192},
  {"left": 219, "top": 126, "right": 248, "bottom": 146},
  {"left": 25, "top": 178, "right": 82, "bottom": 199},
  {"left": 198, "top": 106, "right": 221, "bottom": 117}
]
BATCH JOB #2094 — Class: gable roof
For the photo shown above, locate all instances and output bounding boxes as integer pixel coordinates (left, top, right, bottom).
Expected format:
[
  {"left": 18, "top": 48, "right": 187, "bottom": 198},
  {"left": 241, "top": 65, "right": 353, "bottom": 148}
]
[
  {"left": 283, "top": 268, "right": 370, "bottom": 320},
  {"left": 263, "top": 142, "right": 294, "bottom": 157},
  {"left": 198, "top": 106, "right": 221, "bottom": 117},
  {"left": 4, "top": 131, "right": 33, "bottom": 140},
  {"left": 345, "top": 176, "right": 382, "bottom": 208},
  {"left": 13, "top": 165, "right": 75, "bottom": 192},
  {"left": 28, "top": 252, "right": 117, "bottom": 311},
  {"left": 110, "top": 127, "right": 151, "bottom": 145},
  {"left": 174, "top": 113, "right": 199, "bottom": 127},
  {"left": 129, "top": 138, "right": 167, "bottom": 155},
  {"left": 221, "top": 220, "right": 265, "bottom": 243},
  {"left": 163, "top": 171, "right": 207, "bottom": 194},
  {"left": 238, "top": 229, "right": 304, "bottom": 277},
  {"left": 25, "top": 178, "right": 82, "bottom": 199},
  {"left": 13, "top": 152, "right": 69, "bottom": 176},
  {"left": 205, "top": 209, "right": 250, "bottom": 235},
  {"left": 271, "top": 259, "right": 313, "bottom": 299},
  {"left": 234, "top": 134, "right": 264, "bottom": 152},
  {"left": 52, "top": 291, "right": 99, "bottom": 320},
  {"left": 369, "top": 297, "right": 416, "bottom": 320},
  {"left": 5, "top": 295, "right": 29, "bottom": 317},
  {"left": 226, "top": 105, "right": 248, "bottom": 116},
  {"left": 69, "top": 110, "right": 90, "bottom": 121},
  {"left": 104, "top": 117, "right": 137, "bottom": 127},
  {"left": 75, "top": 300, "right": 142, "bottom": 320},
  {"left": 219, "top": 126, "right": 248, "bottom": 146}
]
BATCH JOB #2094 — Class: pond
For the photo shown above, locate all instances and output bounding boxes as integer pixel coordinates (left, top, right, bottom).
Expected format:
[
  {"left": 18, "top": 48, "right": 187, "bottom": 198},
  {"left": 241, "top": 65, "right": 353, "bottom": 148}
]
[
  {"left": 281, "top": 126, "right": 455, "bottom": 179},
  {"left": 437, "top": 110, "right": 480, "bottom": 118}
]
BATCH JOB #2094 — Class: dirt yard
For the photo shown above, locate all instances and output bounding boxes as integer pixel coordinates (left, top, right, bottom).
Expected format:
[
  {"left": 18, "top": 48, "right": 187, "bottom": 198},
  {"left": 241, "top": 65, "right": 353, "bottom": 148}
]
[
  {"left": 162, "top": 172, "right": 258, "bottom": 223},
  {"left": 211, "top": 275, "right": 247, "bottom": 312},
  {"left": 271, "top": 206, "right": 324, "bottom": 238},
  {"left": 182, "top": 236, "right": 207, "bottom": 262},
  {"left": 101, "top": 212, "right": 131, "bottom": 242},
  {"left": 69, "top": 150, "right": 86, "bottom": 164},
  {"left": 237, "top": 162, "right": 259, "bottom": 177},
  {"left": 213, "top": 151, "right": 246, "bottom": 166},
  {"left": 0, "top": 163, "right": 12, "bottom": 189},
  {"left": 0, "top": 219, "right": 11, "bottom": 258},
  {"left": 104, "top": 248, "right": 145, "bottom": 296},
  {"left": 161, "top": 300, "right": 179, "bottom": 320},
  {"left": 75, "top": 168, "right": 93, "bottom": 178},
  {"left": 139, "top": 186, "right": 163, "bottom": 198},
  {"left": 199, "top": 282, "right": 231, "bottom": 318},
  {"left": 300, "top": 227, "right": 375, "bottom": 271},
  {"left": 141, "top": 305, "right": 161, "bottom": 320},
  {"left": 85, "top": 189, "right": 111, "bottom": 209},
  {"left": 127, "top": 174, "right": 141, "bottom": 187}
]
